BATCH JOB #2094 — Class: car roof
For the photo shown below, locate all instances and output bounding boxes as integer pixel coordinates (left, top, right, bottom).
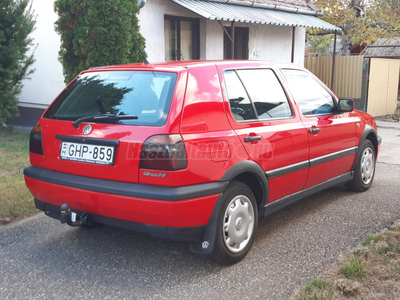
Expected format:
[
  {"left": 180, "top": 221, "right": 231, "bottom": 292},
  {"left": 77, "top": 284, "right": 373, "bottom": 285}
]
[{"left": 88, "top": 60, "right": 300, "bottom": 73}]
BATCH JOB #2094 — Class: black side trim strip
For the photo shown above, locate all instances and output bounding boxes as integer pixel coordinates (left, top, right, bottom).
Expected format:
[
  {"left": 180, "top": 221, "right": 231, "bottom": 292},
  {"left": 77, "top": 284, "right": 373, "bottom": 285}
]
[
  {"left": 24, "top": 166, "right": 227, "bottom": 201},
  {"left": 266, "top": 161, "right": 309, "bottom": 179},
  {"left": 378, "top": 135, "right": 382, "bottom": 145},
  {"left": 56, "top": 135, "right": 120, "bottom": 146},
  {"left": 260, "top": 172, "right": 353, "bottom": 218},
  {"left": 309, "top": 147, "right": 358, "bottom": 167},
  {"left": 265, "top": 147, "right": 358, "bottom": 179}
]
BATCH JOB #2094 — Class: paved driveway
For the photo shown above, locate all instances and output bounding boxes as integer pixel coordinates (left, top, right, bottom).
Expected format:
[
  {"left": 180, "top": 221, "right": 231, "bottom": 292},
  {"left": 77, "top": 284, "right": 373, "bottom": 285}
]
[{"left": 1, "top": 124, "right": 399, "bottom": 300}]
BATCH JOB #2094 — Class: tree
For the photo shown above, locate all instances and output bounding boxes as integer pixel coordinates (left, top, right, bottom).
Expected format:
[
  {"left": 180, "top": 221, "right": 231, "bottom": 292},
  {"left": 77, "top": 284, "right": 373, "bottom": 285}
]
[
  {"left": 0, "top": 0, "right": 36, "bottom": 125},
  {"left": 307, "top": 34, "right": 333, "bottom": 56},
  {"left": 313, "top": 0, "right": 400, "bottom": 54},
  {"left": 55, "top": 0, "right": 146, "bottom": 84}
]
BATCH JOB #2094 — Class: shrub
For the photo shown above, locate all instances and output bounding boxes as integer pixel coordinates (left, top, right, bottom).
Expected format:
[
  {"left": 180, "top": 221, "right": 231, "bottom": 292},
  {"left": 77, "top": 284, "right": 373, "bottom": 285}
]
[
  {"left": 0, "top": 0, "right": 36, "bottom": 124},
  {"left": 54, "top": 0, "right": 146, "bottom": 84}
]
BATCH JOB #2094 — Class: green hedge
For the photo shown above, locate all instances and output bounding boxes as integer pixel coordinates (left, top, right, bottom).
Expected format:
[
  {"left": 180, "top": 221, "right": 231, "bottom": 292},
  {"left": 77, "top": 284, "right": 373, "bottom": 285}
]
[
  {"left": 55, "top": 0, "right": 146, "bottom": 84},
  {"left": 0, "top": 0, "right": 35, "bottom": 124}
]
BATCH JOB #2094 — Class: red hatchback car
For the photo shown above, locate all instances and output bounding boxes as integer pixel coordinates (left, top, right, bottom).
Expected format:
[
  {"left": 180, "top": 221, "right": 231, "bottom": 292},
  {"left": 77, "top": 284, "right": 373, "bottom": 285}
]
[{"left": 24, "top": 60, "right": 381, "bottom": 265}]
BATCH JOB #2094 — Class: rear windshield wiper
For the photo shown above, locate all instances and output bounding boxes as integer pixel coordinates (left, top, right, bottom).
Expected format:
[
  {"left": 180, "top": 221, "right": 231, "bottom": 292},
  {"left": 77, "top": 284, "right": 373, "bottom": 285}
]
[{"left": 72, "top": 114, "right": 138, "bottom": 128}]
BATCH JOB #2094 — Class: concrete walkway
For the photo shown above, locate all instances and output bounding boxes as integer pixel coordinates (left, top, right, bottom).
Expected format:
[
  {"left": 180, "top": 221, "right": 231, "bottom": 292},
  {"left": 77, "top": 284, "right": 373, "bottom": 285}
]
[
  {"left": 376, "top": 119, "right": 400, "bottom": 166},
  {"left": 376, "top": 119, "right": 400, "bottom": 130}
]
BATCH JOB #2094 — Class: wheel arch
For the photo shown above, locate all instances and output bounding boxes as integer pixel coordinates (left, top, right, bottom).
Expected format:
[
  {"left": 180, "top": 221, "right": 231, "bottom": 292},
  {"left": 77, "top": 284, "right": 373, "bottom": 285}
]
[
  {"left": 352, "top": 125, "right": 378, "bottom": 172},
  {"left": 365, "top": 132, "right": 378, "bottom": 155},
  {"left": 219, "top": 160, "right": 269, "bottom": 208}
]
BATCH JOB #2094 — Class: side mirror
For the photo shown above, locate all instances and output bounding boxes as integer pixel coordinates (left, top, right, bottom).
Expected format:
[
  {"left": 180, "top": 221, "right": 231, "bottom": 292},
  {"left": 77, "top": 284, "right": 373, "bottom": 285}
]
[{"left": 339, "top": 99, "right": 354, "bottom": 112}]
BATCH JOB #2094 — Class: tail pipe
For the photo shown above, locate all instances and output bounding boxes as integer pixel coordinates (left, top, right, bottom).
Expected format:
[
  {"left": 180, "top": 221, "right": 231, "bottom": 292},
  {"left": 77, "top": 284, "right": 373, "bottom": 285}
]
[{"left": 60, "top": 203, "right": 95, "bottom": 227}]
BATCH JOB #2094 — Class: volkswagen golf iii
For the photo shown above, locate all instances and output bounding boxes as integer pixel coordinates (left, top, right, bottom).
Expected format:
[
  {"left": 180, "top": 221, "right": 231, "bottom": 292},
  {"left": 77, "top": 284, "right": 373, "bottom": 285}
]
[{"left": 24, "top": 60, "right": 381, "bottom": 265}]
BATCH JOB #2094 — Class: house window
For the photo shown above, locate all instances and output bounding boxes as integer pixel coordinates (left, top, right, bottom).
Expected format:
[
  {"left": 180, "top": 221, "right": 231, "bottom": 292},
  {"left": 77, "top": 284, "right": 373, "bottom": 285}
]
[
  {"left": 224, "top": 27, "right": 249, "bottom": 59},
  {"left": 164, "top": 16, "right": 200, "bottom": 61}
]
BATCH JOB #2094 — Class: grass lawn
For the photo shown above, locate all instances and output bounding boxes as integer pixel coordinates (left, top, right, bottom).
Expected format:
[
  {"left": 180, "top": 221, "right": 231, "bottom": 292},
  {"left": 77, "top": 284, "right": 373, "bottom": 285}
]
[
  {"left": 0, "top": 127, "right": 37, "bottom": 221},
  {"left": 292, "top": 222, "right": 400, "bottom": 299}
]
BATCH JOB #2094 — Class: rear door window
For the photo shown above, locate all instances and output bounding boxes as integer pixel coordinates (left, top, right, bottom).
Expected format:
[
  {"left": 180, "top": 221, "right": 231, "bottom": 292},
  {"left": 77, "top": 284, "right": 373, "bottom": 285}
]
[
  {"left": 224, "top": 69, "right": 292, "bottom": 121},
  {"left": 237, "top": 69, "right": 292, "bottom": 120},
  {"left": 44, "top": 71, "right": 178, "bottom": 126}
]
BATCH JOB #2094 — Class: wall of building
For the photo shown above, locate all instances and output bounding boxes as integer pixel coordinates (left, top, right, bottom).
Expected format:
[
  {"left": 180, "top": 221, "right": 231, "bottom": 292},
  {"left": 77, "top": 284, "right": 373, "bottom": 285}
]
[
  {"left": 139, "top": 0, "right": 306, "bottom": 64},
  {"left": 138, "top": 0, "right": 201, "bottom": 62},
  {"left": 18, "top": 0, "right": 65, "bottom": 110}
]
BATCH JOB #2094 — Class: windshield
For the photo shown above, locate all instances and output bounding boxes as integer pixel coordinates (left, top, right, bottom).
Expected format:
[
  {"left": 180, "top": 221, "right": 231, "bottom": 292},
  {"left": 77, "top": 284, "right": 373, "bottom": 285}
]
[{"left": 44, "top": 71, "right": 178, "bottom": 126}]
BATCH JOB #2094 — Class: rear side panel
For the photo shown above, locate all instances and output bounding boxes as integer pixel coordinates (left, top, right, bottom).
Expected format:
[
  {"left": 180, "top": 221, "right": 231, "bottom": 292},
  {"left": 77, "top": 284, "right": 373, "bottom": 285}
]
[{"left": 140, "top": 64, "right": 250, "bottom": 187}]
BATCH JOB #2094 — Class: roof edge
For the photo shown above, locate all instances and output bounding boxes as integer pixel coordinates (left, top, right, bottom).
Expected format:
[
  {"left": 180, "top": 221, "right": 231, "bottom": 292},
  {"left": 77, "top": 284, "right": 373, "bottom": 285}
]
[{"left": 202, "top": 0, "right": 324, "bottom": 16}]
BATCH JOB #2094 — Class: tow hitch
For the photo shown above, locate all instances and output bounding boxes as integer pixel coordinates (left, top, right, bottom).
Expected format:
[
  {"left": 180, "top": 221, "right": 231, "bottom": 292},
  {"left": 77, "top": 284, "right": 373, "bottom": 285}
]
[{"left": 60, "top": 203, "right": 95, "bottom": 227}]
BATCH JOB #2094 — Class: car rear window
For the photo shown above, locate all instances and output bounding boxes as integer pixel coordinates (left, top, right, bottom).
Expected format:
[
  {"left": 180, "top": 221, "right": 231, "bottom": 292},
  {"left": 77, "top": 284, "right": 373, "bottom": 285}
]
[{"left": 44, "top": 71, "right": 178, "bottom": 126}]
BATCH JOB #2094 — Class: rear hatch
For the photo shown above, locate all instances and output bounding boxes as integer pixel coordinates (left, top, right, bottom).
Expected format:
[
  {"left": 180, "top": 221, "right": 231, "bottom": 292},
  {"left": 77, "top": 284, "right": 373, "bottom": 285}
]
[{"left": 34, "top": 69, "right": 180, "bottom": 184}]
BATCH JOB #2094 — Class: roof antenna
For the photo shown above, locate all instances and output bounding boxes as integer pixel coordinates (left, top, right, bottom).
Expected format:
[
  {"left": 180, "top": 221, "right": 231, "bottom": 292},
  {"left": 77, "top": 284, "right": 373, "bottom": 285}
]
[
  {"left": 133, "top": 34, "right": 149, "bottom": 65},
  {"left": 135, "top": 0, "right": 149, "bottom": 64}
]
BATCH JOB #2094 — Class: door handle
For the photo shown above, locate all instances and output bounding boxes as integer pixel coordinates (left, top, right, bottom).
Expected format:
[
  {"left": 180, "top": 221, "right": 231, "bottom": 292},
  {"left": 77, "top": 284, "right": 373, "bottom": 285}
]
[
  {"left": 308, "top": 127, "right": 320, "bottom": 133},
  {"left": 244, "top": 136, "right": 261, "bottom": 142}
]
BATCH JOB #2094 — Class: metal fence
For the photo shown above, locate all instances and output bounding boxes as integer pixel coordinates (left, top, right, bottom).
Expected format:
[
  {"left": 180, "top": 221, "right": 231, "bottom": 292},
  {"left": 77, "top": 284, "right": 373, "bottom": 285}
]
[
  {"left": 304, "top": 56, "right": 400, "bottom": 117},
  {"left": 304, "top": 56, "right": 364, "bottom": 99}
]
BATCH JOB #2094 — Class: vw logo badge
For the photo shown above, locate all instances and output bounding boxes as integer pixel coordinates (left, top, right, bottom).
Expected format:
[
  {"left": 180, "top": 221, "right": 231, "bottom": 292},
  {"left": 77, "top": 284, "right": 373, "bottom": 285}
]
[{"left": 83, "top": 125, "right": 92, "bottom": 135}]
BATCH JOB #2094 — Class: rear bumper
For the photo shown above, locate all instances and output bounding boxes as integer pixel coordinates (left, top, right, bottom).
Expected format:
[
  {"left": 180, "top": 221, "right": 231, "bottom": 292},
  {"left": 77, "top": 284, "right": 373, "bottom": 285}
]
[
  {"left": 24, "top": 166, "right": 227, "bottom": 241},
  {"left": 34, "top": 199, "right": 206, "bottom": 241}
]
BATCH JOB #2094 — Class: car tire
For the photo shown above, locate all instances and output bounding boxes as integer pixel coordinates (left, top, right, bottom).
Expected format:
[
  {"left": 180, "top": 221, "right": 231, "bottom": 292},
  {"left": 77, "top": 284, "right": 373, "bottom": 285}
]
[
  {"left": 210, "top": 181, "right": 258, "bottom": 265},
  {"left": 345, "top": 139, "right": 376, "bottom": 192}
]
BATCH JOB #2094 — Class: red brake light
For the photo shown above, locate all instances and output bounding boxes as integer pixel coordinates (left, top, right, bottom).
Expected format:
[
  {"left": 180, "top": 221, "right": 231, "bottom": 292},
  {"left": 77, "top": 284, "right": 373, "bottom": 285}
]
[
  {"left": 29, "top": 124, "right": 44, "bottom": 155},
  {"left": 140, "top": 134, "right": 187, "bottom": 171}
]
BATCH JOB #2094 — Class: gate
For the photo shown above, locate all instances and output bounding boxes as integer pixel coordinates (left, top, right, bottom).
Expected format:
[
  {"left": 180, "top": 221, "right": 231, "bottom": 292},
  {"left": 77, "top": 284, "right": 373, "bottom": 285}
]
[{"left": 367, "top": 58, "right": 400, "bottom": 117}]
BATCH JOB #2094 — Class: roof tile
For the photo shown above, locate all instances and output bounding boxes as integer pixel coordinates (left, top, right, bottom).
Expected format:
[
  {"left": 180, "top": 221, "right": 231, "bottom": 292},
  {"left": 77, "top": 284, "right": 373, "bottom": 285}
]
[{"left": 233, "top": 0, "right": 316, "bottom": 12}]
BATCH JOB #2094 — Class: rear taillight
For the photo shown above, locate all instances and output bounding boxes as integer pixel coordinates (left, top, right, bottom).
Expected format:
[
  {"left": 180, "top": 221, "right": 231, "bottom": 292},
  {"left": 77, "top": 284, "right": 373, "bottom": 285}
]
[
  {"left": 29, "top": 124, "right": 44, "bottom": 155},
  {"left": 140, "top": 134, "right": 187, "bottom": 171}
]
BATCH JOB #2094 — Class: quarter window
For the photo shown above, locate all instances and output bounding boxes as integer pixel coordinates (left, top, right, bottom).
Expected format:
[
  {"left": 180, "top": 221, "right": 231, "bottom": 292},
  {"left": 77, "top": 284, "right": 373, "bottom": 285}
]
[
  {"left": 281, "top": 69, "right": 337, "bottom": 116},
  {"left": 224, "top": 69, "right": 292, "bottom": 121},
  {"left": 224, "top": 71, "right": 256, "bottom": 121}
]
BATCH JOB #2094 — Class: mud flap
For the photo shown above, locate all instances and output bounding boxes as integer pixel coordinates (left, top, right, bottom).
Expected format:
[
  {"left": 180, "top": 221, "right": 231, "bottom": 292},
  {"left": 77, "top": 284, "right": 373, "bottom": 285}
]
[{"left": 189, "top": 194, "right": 225, "bottom": 255}]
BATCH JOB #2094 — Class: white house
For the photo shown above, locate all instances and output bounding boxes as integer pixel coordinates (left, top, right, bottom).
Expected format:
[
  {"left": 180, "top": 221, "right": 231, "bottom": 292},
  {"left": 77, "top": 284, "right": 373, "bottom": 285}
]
[{"left": 12, "top": 0, "right": 338, "bottom": 127}]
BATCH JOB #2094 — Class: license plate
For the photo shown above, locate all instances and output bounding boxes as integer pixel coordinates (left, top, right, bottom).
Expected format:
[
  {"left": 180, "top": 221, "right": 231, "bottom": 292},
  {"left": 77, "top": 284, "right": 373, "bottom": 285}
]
[{"left": 60, "top": 142, "right": 115, "bottom": 165}]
